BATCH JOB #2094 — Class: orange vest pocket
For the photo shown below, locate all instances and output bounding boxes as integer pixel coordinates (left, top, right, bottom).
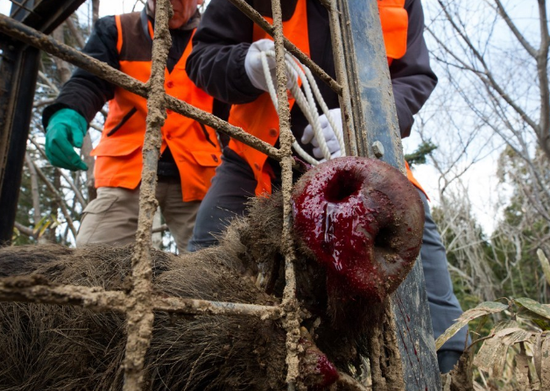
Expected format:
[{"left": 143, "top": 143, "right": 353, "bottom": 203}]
[{"left": 190, "top": 150, "right": 222, "bottom": 167}]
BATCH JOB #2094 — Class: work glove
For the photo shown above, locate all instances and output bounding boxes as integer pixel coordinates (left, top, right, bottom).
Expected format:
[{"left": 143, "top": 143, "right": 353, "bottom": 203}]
[
  {"left": 301, "top": 108, "right": 343, "bottom": 160},
  {"left": 244, "top": 38, "right": 297, "bottom": 92},
  {"left": 45, "top": 108, "right": 88, "bottom": 171}
]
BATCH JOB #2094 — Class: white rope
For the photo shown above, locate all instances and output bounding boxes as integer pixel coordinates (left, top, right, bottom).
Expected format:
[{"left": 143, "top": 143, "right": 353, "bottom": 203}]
[
  {"left": 259, "top": 49, "right": 346, "bottom": 164},
  {"left": 261, "top": 52, "right": 316, "bottom": 164},
  {"left": 287, "top": 58, "right": 333, "bottom": 161},
  {"left": 302, "top": 65, "right": 346, "bottom": 154}
]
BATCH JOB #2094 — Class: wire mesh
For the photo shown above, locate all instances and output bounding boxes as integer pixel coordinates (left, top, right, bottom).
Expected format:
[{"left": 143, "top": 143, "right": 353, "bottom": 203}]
[{"left": 0, "top": 0, "right": 363, "bottom": 390}]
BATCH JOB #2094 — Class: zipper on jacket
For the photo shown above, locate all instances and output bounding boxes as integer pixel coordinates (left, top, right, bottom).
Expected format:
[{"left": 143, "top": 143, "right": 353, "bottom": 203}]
[{"left": 106, "top": 107, "right": 138, "bottom": 136}]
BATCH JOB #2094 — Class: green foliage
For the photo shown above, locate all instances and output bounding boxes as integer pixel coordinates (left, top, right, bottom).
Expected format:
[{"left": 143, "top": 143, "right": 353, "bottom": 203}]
[
  {"left": 404, "top": 140, "right": 437, "bottom": 167},
  {"left": 434, "top": 144, "right": 550, "bottom": 323},
  {"left": 490, "top": 147, "right": 550, "bottom": 302}
]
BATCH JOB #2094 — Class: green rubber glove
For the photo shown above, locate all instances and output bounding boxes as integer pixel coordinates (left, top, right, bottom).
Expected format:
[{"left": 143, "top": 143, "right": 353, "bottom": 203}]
[{"left": 45, "top": 108, "right": 89, "bottom": 171}]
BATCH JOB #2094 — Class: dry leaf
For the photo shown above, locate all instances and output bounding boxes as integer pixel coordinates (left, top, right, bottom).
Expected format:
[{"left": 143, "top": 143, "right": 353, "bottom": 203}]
[
  {"left": 515, "top": 347, "right": 530, "bottom": 391},
  {"left": 435, "top": 301, "right": 508, "bottom": 350},
  {"left": 540, "top": 335, "right": 550, "bottom": 390}
]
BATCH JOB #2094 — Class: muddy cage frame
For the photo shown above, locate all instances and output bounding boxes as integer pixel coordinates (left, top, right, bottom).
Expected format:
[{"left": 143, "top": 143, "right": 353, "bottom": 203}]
[{"left": 0, "top": 0, "right": 440, "bottom": 389}]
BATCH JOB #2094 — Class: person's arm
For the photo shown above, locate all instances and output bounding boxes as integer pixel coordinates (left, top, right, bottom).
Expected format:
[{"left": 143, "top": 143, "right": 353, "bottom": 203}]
[
  {"left": 186, "top": 0, "right": 263, "bottom": 105},
  {"left": 390, "top": 0, "right": 438, "bottom": 138},
  {"left": 42, "top": 16, "right": 120, "bottom": 128}
]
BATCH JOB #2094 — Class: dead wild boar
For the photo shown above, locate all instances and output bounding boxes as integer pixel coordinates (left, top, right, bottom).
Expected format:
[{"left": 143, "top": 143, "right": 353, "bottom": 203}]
[{"left": 0, "top": 157, "right": 424, "bottom": 390}]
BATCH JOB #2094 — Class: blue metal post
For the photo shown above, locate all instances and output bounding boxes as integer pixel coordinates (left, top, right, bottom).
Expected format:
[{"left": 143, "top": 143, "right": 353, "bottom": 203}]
[{"left": 337, "top": 0, "right": 441, "bottom": 389}]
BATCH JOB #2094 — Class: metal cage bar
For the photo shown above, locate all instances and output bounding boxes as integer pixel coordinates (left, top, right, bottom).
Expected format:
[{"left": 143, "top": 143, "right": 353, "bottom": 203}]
[{"left": 0, "top": 0, "right": 441, "bottom": 389}]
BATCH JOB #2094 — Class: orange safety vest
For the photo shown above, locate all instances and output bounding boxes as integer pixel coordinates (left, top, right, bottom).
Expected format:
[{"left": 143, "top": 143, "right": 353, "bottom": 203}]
[
  {"left": 228, "top": 0, "right": 426, "bottom": 196},
  {"left": 91, "top": 12, "right": 222, "bottom": 202}
]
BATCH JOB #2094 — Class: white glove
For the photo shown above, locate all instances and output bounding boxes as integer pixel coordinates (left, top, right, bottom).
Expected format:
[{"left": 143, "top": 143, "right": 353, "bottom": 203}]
[
  {"left": 301, "top": 108, "right": 343, "bottom": 160},
  {"left": 244, "top": 39, "right": 297, "bottom": 92}
]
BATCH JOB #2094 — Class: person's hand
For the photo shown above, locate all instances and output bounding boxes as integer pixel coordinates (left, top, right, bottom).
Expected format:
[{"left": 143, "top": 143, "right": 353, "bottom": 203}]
[
  {"left": 244, "top": 38, "right": 297, "bottom": 92},
  {"left": 45, "top": 108, "right": 88, "bottom": 171},
  {"left": 301, "top": 108, "right": 343, "bottom": 160}
]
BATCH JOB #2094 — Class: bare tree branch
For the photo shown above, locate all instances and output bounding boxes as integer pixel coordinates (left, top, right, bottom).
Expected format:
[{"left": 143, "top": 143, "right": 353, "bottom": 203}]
[
  {"left": 14, "top": 221, "right": 35, "bottom": 238},
  {"left": 492, "top": 0, "right": 537, "bottom": 58},
  {"left": 31, "top": 160, "right": 79, "bottom": 239},
  {"left": 24, "top": 152, "right": 42, "bottom": 225},
  {"left": 28, "top": 137, "right": 87, "bottom": 207}
]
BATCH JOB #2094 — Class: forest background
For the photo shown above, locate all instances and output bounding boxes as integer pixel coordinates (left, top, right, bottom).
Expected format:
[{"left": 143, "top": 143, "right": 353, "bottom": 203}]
[{"left": 0, "top": 0, "right": 549, "bottom": 389}]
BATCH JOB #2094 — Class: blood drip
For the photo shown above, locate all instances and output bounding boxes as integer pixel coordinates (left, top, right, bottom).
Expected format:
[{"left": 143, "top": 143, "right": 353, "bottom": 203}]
[
  {"left": 314, "top": 355, "right": 339, "bottom": 389},
  {"left": 292, "top": 157, "right": 424, "bottom": 302},
  {"left": 299, "top": 336, "right": 340, "bottom": 389},
  {"left": 294, "top": 166, "right": 385, "bottom": 300}
]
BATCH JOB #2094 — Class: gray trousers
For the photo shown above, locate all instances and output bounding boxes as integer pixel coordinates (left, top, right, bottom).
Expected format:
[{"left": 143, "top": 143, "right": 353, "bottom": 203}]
[
  {"left": 188, "top": 150, "right": 468, "bottom": 359},
  {"left": 77, "top": 179, "right": 200, "bottom": 253}
]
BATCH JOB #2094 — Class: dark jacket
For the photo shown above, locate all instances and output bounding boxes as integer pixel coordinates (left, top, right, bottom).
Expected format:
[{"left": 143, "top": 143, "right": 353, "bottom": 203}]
[{"left": 186, "top": 0, "right": 437, "bottom": 140}]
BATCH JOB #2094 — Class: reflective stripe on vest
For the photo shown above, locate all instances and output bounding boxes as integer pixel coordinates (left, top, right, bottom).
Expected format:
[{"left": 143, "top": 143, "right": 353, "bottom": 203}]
[{"left": 91, "top": 13, "right": 222, "bottom": 202}]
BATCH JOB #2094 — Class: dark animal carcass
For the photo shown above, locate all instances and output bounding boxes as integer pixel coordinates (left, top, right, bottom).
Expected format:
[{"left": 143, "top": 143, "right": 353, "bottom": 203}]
[{"left": 0, "top": 157, "right": 424, "bottom": 390}]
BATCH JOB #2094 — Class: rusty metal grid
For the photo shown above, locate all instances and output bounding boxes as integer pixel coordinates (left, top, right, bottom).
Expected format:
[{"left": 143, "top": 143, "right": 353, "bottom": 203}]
[{"left": 0, "top": 0, "right": 364, "bottom": 390}]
